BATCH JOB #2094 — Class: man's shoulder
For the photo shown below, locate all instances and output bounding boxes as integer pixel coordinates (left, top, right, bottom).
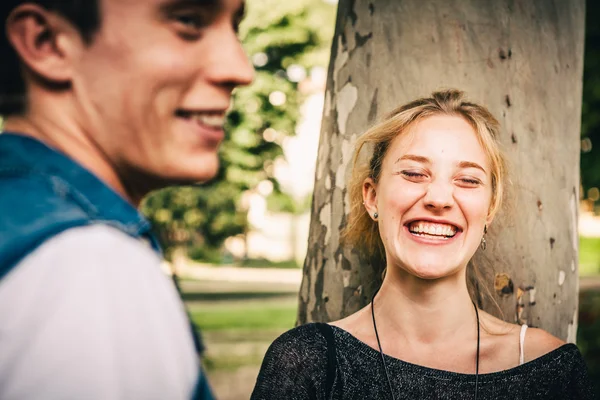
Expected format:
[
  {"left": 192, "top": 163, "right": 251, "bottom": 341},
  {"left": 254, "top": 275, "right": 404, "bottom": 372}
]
[
  {"left": 0, "top": 174, "right": 92, "bottom": 277},
  {"left": 0, "top": 171, "right": 90, "bottom": 220},
  {"left": 15, "top": 224, "right": 161, "bottom": 271}
]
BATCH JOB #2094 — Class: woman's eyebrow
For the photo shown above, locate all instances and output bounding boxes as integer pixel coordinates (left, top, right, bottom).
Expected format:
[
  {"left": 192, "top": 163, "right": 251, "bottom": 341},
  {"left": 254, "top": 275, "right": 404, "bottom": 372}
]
[
  {"left": 394, "top": 154, "right": 430, "bottom": 164},
  {"left": 458, "top": 160, "right": 487, "bottom": 174}
]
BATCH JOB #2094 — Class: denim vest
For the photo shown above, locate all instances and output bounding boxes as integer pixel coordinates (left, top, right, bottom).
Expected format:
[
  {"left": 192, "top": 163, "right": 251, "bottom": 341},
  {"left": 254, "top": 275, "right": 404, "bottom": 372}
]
[
  {"left": 0, "top": 132, "right": 212, "bottom": 400},
  {"left": 0, "top": 132, "right": 161, "bottom": 276}
]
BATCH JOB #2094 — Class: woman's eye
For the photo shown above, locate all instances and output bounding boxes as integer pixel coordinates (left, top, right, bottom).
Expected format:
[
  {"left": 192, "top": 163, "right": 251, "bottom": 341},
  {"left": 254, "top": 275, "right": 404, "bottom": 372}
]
[
  {"left": 401, "top": 171, "right": 426, "bottom": 179},
  {"left": 458, "top": 178, "right": 482, "bottom": 186}
]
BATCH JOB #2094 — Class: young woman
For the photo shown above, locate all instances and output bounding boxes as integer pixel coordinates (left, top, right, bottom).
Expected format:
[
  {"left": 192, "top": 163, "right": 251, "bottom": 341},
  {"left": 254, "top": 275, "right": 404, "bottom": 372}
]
[{"left": 251, "top": 90, "right": 595, "bottom": 399}]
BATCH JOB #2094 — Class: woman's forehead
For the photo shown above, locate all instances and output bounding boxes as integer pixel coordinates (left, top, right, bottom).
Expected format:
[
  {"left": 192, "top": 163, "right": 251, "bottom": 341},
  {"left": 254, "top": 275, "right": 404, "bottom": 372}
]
[{"left": 384, "top": 115, "right": 490, "bottom": 168}]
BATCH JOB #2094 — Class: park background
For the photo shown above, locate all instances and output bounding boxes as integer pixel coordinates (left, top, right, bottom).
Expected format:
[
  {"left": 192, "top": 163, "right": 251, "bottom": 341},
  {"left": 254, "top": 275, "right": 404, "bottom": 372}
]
[
  {"left": 138, "top": 0, "right": 600, "bottom": 398},
  {"left": 140, "top": 1, "right": 600, "bottom": 398},
  {"left": 0, "top": 1, "right": 596, "bottom": 399}
]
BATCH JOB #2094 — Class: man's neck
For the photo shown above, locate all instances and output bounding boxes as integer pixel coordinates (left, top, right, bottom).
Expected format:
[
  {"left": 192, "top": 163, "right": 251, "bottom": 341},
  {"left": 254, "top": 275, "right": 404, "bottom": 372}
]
[{"left": 3, "top": 108, "right": 135, "bottom": 206}]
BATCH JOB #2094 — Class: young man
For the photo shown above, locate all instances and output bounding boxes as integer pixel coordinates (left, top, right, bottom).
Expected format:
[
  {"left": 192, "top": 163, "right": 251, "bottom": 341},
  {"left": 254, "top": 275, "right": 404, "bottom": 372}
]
[{"left": 0, "top": 0, "right": 253, "bottom": 399}]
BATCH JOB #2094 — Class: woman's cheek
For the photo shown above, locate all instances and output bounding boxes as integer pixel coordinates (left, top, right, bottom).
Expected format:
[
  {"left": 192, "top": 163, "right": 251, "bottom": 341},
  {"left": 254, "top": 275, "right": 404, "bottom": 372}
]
[{"left": 456, "top": 191, "right": 490, "bottom": 220}]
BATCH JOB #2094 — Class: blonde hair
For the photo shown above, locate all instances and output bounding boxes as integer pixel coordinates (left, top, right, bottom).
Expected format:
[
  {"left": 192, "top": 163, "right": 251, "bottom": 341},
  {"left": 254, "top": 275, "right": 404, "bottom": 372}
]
[{"left": 344, "top": 89, "right": 508, "bottom": 302}]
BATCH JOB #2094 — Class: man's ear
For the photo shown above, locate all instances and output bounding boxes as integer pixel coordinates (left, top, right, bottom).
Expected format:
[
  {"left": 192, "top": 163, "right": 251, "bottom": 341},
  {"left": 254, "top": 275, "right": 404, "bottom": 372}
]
[
  {"left": 362, "top": 177, "right": 378, "bottom": 219},
  {"left": 5, "top": 4, "right": 81, "bottom": 85}
]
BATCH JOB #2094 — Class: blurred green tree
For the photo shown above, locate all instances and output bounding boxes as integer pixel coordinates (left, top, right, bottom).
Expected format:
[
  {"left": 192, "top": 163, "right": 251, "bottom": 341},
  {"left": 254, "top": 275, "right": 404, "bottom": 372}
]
[
  {"left": 141, "top": 0, "right": 336, "bottom": 262},
  {"left": 581, "top": 0, "right": 600, "bottom": 202}
]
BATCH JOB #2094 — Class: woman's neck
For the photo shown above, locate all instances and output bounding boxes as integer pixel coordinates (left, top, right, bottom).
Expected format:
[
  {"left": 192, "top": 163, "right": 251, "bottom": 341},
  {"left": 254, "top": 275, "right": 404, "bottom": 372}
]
[{"left": 374, "top": 267, "right": 476, "bottom": 345}]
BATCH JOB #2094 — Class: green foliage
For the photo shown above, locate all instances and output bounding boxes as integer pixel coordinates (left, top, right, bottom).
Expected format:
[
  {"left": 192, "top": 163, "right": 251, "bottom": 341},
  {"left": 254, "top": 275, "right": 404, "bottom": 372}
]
[
  {"left": 581, "top": 1, "right": 600, "bottom": 197},
  {"left": 142, "top": 0, "right": 336, "bottom": 261}
]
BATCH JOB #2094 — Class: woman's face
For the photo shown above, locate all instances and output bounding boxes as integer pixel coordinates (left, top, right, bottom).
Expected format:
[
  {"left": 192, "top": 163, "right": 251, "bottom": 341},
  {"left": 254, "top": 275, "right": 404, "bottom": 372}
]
[{"left": 363, "top": 114, "right": 493, "bottom": 280}]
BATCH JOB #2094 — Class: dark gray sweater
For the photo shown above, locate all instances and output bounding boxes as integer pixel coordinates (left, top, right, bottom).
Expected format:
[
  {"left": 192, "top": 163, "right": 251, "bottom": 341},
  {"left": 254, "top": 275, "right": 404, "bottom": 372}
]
[{"left": 251, "top": 323, "right": 596, "bottom": 399}]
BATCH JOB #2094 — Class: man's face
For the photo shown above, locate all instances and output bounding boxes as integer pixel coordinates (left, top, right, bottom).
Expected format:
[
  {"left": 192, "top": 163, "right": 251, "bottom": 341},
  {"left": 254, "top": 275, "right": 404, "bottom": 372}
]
[{"left": 71, "top": 0, "right": 253, "bottom": 190}]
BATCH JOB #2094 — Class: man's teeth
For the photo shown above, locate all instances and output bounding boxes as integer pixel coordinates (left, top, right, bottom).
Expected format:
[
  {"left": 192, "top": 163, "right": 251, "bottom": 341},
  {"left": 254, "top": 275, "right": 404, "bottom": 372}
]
[
  {"left": 194, "top": 114, "right": 225, "bottom": 128},
  {"left": 408, "top": 221, "right": 457, "bottom": 238}
]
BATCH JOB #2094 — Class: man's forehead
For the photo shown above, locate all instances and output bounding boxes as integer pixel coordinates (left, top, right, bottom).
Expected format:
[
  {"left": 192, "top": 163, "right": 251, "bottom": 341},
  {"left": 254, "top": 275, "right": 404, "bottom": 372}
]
[
  {"left": 104, "top": 0, "right": 240, "bottom": 10},
  {"left": 107, "top": 0, "right": 216, "bottom": 4}
]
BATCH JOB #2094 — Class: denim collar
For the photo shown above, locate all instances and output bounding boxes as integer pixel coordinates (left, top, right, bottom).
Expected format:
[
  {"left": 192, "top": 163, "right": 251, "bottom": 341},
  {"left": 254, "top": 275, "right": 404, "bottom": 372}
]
[{"left": 0, "top": 132, "right": 159, "bottom": 250}]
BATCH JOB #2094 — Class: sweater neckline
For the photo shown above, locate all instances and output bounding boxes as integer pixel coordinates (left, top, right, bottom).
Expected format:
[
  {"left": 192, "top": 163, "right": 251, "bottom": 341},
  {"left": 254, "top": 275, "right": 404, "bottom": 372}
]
[{"left": 328, "top": 324, "right": 578, "bottom": 381}]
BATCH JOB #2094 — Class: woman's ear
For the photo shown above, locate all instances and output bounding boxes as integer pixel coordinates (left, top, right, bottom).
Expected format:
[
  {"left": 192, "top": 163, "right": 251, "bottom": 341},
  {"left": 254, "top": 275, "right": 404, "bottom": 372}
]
[
  {"left": 485, "top": 205, "right": 496, "bottom": 228},
  {"left": 362, "top": 177, "right": 378, "bottom": 219},
  {"left": 485, "top": 209, "right": 495, "bottom": 229},
  {"left": 5, "top": 4, "right": 81, "bottom": 85}
]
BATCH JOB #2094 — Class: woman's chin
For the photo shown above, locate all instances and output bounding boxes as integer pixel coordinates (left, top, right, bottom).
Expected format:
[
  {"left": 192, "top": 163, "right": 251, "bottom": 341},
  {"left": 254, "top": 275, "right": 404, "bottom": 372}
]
[
  {"left": 398, "top": 260, "right": 462, "bottom": 281},
  {"left": 411, "top": 269, "right": 450, "bottom": 280}
]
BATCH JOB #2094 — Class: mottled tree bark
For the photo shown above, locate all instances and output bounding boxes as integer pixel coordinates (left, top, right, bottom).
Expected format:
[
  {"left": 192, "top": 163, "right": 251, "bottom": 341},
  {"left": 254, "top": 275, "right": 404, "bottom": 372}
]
[{"left": 298, "top": 0, "right": 585, "bottom": 341}]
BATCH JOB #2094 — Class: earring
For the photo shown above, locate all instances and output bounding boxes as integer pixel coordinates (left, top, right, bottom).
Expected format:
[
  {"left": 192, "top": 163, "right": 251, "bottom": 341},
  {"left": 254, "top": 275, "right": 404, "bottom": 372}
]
[
  {"left": 373, "top": 212, "right": 379, "bottom": 220},
  {"left": 481, "top": 225, "right": 487, "bottom": 250}
]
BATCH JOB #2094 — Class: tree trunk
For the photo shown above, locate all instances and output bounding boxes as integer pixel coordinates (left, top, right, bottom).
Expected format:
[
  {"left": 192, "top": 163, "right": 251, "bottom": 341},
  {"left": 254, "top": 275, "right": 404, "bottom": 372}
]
[{"left": 298, "top": 0, "right": 585, "bottom": 342}]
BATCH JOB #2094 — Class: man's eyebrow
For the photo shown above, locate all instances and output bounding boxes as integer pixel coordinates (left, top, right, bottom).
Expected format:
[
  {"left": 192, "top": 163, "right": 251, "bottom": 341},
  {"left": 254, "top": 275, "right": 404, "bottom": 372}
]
[
  {"left": 234, "top": 2, "right": 246, "bottom": 23},
  {"left": 159, "top": 0, "right": 244, "bottom": 27},
  {"left": 160, "top": 0, "right": 220, "bottom": 11},
  {"left": 167, "top": 0, "right": 219, "bottom": 5},
  {"left": 458, "top": 161, "right": 487, "bottom": 174},
  {"left": 394, "top": 154, "right": 430, "bottom": 164}
]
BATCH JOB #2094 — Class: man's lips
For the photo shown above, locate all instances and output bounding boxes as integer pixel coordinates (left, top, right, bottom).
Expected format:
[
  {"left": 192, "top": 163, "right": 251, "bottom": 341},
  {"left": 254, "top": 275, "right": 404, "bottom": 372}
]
[{"left": 175, "top": 109, "right": 227, "bottom": 130}]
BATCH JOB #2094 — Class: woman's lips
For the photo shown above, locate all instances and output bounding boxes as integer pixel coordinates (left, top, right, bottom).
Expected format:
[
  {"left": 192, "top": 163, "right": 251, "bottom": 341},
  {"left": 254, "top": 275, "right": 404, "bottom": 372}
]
[{"left": 404, "top": 224, "right": 462, "bottom": 245}]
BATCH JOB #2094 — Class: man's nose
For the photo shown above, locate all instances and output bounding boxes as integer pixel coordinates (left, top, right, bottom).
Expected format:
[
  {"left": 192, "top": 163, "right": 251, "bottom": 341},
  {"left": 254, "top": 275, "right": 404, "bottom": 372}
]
[{"left": 207, "top": 28, "right": 255, "bottom": 89}]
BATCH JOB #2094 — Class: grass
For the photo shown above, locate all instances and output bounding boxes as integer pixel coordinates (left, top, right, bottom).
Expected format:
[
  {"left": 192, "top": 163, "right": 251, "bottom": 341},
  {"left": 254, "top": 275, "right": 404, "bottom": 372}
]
[
  {"left": 237, "top": 258, "right": 300, "bottom": 269},
  {"left": 580, "top": 236, "right": 600, "bottom": 276},
  {"left": 189, "top": 299, "right": 298, "bottom": 373},
  {"left": 200, "top": 329, "right": 283, "bottom": 371},
  {"left": 190, "top": 299, "right": 297, "bottom": 331}
]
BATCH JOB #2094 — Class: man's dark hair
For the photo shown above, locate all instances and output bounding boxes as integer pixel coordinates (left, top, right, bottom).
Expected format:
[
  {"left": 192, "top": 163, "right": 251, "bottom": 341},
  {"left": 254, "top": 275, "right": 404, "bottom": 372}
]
[{"left": 0, "top": 0, "right": 100, "bottom": 116}]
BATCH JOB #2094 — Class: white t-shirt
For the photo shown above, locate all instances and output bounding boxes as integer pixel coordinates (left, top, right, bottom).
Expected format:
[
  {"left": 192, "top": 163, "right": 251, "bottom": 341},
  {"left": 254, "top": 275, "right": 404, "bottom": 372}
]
[{"left": 0, "top": 225, "right": 200, "bottom": 400}]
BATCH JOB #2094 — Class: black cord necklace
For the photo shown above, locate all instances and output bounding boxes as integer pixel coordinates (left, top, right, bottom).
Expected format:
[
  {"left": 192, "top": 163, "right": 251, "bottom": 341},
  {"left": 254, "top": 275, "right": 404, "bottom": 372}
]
[{"left": 371, "top": 289, "right": 480, "bottom": 400}]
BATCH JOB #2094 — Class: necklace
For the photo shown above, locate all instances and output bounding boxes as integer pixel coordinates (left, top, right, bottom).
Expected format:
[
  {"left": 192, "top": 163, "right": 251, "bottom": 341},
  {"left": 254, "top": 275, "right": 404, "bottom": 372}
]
[{"left": 370, "top": 289, "right": 480, "bottom": 400}]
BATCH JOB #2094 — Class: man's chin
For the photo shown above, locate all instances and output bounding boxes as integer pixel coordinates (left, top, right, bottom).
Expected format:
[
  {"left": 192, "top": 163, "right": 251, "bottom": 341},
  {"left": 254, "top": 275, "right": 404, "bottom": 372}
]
[
  {"left": 137, "top": 164, "right": 219, "bottom": 192},
  {"left": 165, "top": 156, "right": 220, "bottom": 183},
  {"left": 159, "top": 170, "right": 219, "bottom": 187}
]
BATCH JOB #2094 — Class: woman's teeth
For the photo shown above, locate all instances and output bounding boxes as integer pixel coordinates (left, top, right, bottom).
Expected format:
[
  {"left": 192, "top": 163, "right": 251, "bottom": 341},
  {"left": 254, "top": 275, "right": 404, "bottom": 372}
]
[{"left": 408, "top": 221, "right": 457, "bottom": 238}]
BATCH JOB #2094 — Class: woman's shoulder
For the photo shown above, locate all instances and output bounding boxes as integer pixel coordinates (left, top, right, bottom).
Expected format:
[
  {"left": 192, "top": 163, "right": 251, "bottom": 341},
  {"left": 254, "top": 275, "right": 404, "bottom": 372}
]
[
  {"left": 478, "top": 311, "right": 567, "bottom": 368},
  {"left": 270, "top": 323, "right": 329, "bottom": 348},
  {"left": 251, "top": 323, "right": 331, "bottom": 399},
  {"left": 263, "top": 323, "right": 332, "bottom": 365},
  {"left": 522, "top": 326, "right": 566, "bottom": 363}
]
